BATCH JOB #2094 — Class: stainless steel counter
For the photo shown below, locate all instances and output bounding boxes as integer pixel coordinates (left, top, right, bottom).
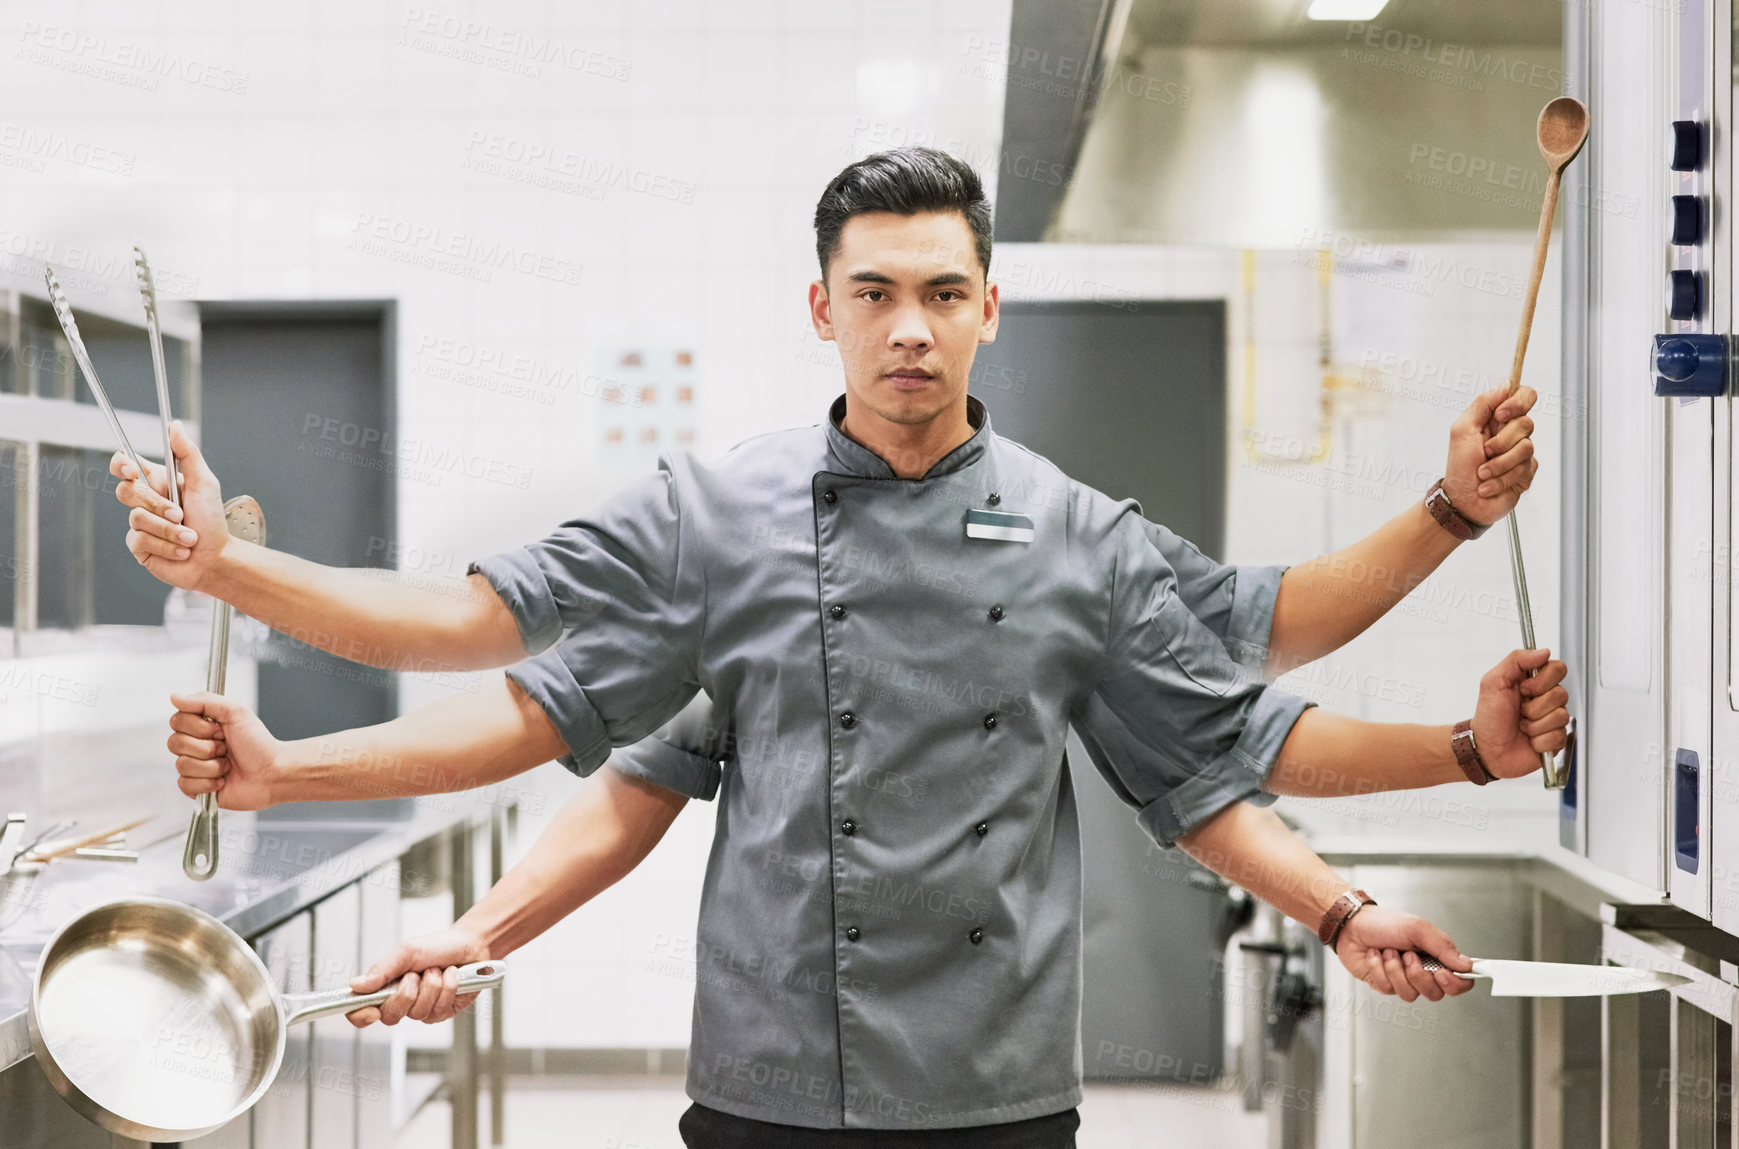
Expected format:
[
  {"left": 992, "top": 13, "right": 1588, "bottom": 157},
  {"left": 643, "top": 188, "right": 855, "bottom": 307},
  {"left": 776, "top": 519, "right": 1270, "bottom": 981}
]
[
  {"left": 1280, "top": 838, "right": 1677, "bottom": 1149},
  {"left": 1304, "top": 836, "right": 1673, "bottom": 917},
  {"left": 0, "top": 808, "right": 479, "bottom": 1075}
]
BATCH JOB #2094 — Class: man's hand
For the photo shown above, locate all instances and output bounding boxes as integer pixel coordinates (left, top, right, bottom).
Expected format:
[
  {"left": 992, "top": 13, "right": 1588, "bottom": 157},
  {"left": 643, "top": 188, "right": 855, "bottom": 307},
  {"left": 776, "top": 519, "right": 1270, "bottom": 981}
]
[
  {"left": 1335, "top": 906, "right": 1476, "bottom": 1003},
  {"left": 1472, "top": 647, "right": 1571, "bottom": 779},
  {"left": 345, "top": 927, "right": 493, "bottom": 1028},
  {"left": 1443, "top": 385, "right": 1539, "bottom": 527},
  {"left": 166, "top": 691, "right": 281, "bottom": 810},
  {"left": 111, "top": 421, "right": 228, "bottom": 591}
]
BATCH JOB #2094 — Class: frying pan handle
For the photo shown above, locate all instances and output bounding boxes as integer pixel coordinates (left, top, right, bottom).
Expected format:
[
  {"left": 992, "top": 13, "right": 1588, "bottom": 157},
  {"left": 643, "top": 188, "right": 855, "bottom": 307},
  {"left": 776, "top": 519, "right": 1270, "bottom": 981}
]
[{"left": 281, "top": 959, "right": 508, "bottom": 1027}]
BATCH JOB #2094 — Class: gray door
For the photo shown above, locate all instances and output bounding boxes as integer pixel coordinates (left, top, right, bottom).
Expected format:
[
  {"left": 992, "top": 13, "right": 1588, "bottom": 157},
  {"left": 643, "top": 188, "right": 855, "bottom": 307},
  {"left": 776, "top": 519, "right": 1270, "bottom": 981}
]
[
  {"left": 971, "top": 299, "right": 1238, "bottom": 1082},
  {"left": 197, "top": 303, "right": 403, "bottom": 820}
]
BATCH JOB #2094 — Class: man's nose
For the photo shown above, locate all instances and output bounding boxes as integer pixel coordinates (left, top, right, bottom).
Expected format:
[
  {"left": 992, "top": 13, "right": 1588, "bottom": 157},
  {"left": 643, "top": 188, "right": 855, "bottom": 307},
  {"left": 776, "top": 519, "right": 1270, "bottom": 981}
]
[{"left": 887, "top": 306, "right": 933, "bottom": 350}]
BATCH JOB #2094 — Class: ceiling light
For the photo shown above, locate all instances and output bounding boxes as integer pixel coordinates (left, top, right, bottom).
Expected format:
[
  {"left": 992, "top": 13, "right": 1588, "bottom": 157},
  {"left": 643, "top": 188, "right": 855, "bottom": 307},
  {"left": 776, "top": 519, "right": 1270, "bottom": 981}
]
[{"left": 1306, "top": 0, "right": 1389, "bottom": 19}]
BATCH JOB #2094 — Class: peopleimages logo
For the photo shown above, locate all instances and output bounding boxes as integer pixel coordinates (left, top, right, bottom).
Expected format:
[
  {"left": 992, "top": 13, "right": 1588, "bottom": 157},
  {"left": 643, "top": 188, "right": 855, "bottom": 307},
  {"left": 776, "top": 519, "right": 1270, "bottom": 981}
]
[
  {"left": 0, "top": 123, "right": 134, "bottom": 175},
  {"left": 350, "top": 212, "right": 583, "bottom": 286},
  {"left": 399, "top": 9, "right": 630, "bottom": 80},
  {"left": 15, "top": 22, "right": 250, "bottom": 93},
  {"left": 298, "top": 412, "right": 535, "bottom": 490},
  {"left": 0, "top": 664, "right": 100, "bottom": 706},
  {"left": 1341, "top": 22, "right": 1563, "bottom": 92},
  {"left": 462, "top": 132, "right": 696, "bottom": 203}
]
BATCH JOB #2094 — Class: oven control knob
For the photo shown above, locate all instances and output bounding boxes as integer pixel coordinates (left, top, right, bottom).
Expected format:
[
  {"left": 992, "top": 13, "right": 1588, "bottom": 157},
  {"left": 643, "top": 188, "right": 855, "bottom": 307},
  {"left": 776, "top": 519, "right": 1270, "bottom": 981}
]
[
  {"left": 1672, "top": 120, "right": 1704, "bottom": 171},
  {"left": 1671, "top": 195, "right": 1704, "bottom": 245},
  {"left": 1653, "top": 333, "right": 1729, "bottom": 397},
  {"left": 1668, "top": 270, "right": 1701, "bottom": 321}
]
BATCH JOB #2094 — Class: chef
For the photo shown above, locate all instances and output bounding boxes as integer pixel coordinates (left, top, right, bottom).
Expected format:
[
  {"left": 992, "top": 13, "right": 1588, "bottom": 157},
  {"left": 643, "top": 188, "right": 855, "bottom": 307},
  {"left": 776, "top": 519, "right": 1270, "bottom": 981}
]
[{"left": 117, "top": 147, "right": 1567, "bottom": 1147}]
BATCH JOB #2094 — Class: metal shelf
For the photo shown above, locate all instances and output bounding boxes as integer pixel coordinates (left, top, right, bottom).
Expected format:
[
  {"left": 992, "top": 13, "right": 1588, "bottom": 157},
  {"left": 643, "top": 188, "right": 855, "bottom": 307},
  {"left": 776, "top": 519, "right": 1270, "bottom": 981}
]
[{"left": 0, "top": 271, "right": 201, "bottom": 653}]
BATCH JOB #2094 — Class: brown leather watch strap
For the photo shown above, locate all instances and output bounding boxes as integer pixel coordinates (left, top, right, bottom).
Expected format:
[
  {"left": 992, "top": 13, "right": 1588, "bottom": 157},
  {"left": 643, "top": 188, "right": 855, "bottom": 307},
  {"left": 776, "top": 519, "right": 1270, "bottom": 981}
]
[
  {"left": 1451, "top": 718, "right": 1495, "bottom": 785},
  {"left": 1425, "top": 477, "right": 1491, "bottom": 541},
  {"left": 1318, "top": 889, "right": 1376, "bottom": 948}
]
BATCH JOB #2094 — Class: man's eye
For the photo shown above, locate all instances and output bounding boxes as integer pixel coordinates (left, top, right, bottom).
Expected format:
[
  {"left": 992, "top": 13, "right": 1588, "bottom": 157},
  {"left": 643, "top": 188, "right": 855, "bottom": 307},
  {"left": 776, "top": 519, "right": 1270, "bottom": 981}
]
[
  {"left": 860, "top": 290, "right": 885, "bottom": 302},
  {"left": 936, "top": 291, "right": 962, "bottom": 302}
]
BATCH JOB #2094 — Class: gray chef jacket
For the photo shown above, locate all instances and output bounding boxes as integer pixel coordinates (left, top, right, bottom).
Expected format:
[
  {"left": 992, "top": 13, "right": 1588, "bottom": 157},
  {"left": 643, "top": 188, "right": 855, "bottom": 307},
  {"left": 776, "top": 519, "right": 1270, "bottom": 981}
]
[
  {"left": 469, "top": 396, "right": 1315, "bottom": 1130},
  {"left": 617, "top": 519, "right": 1293, "bottom": 805}
]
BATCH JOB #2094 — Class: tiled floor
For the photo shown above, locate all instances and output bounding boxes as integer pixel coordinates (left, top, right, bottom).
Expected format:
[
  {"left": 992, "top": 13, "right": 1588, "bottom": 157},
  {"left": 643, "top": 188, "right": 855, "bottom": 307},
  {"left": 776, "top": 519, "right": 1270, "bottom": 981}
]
[{"left": 397, "top": 1077, "right": 1269, "bottom": 1147}]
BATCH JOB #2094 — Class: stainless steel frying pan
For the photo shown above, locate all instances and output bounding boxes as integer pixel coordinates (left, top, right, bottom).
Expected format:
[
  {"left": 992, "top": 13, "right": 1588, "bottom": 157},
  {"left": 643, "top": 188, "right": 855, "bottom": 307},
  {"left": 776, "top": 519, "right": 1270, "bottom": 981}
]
[{"left": 28, "top": 896, "right": 505, "bottom": 1141}]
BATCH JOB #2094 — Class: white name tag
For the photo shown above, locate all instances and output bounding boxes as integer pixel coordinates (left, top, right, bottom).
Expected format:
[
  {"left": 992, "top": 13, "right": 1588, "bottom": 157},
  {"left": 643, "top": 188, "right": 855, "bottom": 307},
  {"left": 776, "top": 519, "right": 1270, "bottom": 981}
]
[{"left": 965, "top": 509, "right": 1035, "bottom": 543}]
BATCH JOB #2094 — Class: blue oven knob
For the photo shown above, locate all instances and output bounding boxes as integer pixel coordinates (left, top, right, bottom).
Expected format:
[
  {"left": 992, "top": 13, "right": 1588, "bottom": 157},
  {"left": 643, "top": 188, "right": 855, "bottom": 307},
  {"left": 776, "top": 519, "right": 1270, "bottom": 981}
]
[
  {"left": 1654, "top": 333, "right": 1729, "bottom": 396},
  {"left": 1672, "top": 195, "right": 1704, "bottom": 245},
  {"left": 1672, "top": 120, "right": 1704, "bottom": 171},
  {"left": 1668, "top": 270, "right": 1702, "bottom": 321}
]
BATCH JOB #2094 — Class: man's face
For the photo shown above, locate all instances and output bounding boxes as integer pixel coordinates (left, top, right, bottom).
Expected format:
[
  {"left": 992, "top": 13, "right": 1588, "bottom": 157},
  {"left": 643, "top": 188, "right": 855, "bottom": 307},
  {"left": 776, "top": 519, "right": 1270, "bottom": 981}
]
[{"left": 809, "top": 210, "right": 999, "bottom": 428}]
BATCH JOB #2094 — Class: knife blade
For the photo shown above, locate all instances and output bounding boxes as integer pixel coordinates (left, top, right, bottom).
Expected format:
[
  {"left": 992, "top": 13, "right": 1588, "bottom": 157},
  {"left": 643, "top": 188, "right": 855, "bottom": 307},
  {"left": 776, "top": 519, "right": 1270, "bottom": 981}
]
[{"left": 1420, "top": 955, "right": 1689, "bottom": 996}]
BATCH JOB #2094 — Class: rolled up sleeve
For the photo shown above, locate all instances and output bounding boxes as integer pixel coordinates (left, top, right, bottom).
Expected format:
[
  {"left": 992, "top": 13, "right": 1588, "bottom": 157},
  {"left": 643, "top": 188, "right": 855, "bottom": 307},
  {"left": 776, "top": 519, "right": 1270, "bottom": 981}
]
[
  {"left": 1140, "top": 520, "right": 1287, "bottom": 675},
  {"left": 470, "top": 547, "right": 564, "bottom": 654},
  {"left": 1073, "top": 684, "right": 1311, "bottom": 848},
  {"left": 1084, "top": 519, "right": 1315, "bottom": 848},
  {"left": 485, "top": 460, "right": 705, "bottom": 776},
  {"left": 610, "top": 693, "right": 726, "bottom": 800}
]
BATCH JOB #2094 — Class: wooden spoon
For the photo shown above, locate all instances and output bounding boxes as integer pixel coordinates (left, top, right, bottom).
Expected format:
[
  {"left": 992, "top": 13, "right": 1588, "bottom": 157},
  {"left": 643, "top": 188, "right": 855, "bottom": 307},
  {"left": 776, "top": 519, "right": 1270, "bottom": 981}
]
[
  {"left": 1498, "top": 97, "right": 1589, "bottom": 790},
  {"left": 1507, "top": 97, "right": 1591, "bottom": 393}
]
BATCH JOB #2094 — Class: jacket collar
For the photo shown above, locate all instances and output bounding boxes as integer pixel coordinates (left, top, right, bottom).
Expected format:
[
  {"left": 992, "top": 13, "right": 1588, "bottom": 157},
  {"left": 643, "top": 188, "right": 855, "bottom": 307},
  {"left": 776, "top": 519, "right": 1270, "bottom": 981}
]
[{"left": 823, "top": 394, "right": 990, "bottom": 480}]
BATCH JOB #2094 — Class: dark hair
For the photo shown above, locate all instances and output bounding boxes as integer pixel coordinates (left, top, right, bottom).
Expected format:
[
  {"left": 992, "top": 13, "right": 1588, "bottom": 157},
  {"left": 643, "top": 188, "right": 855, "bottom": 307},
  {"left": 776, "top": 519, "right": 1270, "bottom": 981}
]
[{"left": 813, "top": 147, "right": 992, "bottom": 284}]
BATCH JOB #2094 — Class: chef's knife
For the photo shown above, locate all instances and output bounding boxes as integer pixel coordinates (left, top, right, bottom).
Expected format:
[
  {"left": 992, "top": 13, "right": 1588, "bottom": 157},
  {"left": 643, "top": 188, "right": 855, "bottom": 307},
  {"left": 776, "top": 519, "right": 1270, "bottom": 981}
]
[{"left": 1420, "top": 955, "right": 1689, "bottom": 996}]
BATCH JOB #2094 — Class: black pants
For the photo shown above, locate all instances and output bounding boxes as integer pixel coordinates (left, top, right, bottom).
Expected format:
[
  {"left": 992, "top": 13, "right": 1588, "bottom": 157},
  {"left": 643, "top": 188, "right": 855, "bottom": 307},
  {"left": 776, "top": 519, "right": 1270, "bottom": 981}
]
[{"left": 678, "top": 1102, "right": 1080, "bottom": 1148}]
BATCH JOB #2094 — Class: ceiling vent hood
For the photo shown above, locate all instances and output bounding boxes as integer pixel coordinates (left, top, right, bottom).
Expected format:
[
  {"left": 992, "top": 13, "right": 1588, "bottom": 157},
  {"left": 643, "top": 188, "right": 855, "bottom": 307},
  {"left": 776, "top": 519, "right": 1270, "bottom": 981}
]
[{"left": 995, "top": 0, "right": 1566, "bottom": 246}]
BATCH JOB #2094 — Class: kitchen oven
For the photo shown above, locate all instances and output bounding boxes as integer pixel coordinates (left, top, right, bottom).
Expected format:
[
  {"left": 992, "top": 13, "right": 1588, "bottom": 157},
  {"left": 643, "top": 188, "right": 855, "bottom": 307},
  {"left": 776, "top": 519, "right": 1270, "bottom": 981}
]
[{"left": 1567, "top": 0, "right": 1739, "bottom": 931}]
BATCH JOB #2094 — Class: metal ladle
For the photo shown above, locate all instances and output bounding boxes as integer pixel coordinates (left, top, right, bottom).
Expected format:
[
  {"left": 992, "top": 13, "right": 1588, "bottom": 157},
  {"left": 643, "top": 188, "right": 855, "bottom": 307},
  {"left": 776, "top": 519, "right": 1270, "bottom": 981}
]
[
  {"left": 1502, "top": 97, "right": 1589, "bottom": 789},
  {"left": 182, "top": 495, "right": 265, "bottom": 880}
]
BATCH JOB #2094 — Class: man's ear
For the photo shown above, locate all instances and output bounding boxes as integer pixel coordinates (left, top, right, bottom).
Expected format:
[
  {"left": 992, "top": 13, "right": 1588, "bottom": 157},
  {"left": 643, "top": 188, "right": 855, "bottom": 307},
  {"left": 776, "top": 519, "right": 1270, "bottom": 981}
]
[
  {"left": 979, "top": 278, "right": 1000, "bottom": 345},
  {"left": 808, "top": 279, "right": 835, "bottom": 342}
]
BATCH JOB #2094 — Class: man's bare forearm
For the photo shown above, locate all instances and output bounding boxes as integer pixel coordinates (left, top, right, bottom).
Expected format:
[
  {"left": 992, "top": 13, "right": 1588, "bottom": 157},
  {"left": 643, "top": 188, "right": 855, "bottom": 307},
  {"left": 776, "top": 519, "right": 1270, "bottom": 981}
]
[
  {"left": 458, "top": 769, "right": 687, "bottom": 958},
  {"left": 1266, "top": 500, "right": 1458, "bottom": 675},
  {"left": 208, "top": 540, "right": 526, "bottom": 670},
  {"left": 1263, "top": 706, "right": 1465, "bottom": 797},
  {"left": 270, "top": 677, "right": 568, "bottom": 803},
  {"left": 1178, "top": 801, "right": 1351, "bottom": 928}
]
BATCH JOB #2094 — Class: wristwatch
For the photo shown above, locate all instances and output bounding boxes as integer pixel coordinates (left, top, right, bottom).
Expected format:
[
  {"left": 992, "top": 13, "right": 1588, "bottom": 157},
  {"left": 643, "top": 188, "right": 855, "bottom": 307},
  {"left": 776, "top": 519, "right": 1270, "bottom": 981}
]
[
  {"left": 1451, "top": 718, "right": 1496, "bottom": 785},
  {"left": 1318, "top": 889, "right": 1377, "bottom": 948},
  {"left": 1425, "top": 476, "right": 1491, "bottom": 541}
]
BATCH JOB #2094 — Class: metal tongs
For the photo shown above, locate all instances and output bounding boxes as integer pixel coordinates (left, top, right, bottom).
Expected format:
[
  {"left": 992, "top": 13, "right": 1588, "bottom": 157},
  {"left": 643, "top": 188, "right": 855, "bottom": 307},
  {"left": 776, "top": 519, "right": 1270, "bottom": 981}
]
[
  {"left": 7, "top": 815, "right": 145, "bottom": 867},
  {"left": 0, "top": 813, "right": 142, "bottom": 932},
  {"left": 135, "top": 252, "right": 271, "bottom": 880},
  {"left": 42, "top": 267, "right": 155, "bottom": 487},
  {"left": 135, "top": 247, "right": 179, "bottom": 508},
  {"left": 45, "top": 256, "right": 264, "bottom": 881}
]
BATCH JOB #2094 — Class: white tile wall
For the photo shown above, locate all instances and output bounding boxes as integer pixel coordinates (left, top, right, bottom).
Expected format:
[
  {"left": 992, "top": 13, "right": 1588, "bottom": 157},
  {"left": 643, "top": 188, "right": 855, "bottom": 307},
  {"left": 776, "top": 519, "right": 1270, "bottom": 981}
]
[
  {"left": 0, "top": 1, "right": 1561, "bottom": 1051},
  {"left": 995, "top": 242, "right": 1564, "bottom": 851}
]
